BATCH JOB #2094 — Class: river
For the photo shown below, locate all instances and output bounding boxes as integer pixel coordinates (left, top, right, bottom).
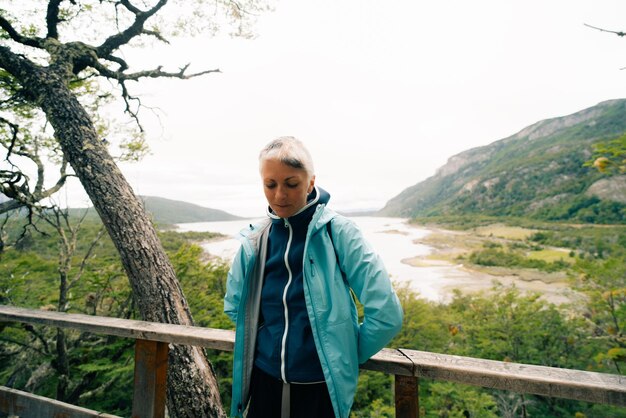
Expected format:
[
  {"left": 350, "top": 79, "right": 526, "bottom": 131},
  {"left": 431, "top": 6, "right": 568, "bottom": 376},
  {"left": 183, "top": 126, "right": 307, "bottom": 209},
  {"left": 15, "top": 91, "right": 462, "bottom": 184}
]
[{"left": 175, "top": 216, "right": 487, "bottom": 302}]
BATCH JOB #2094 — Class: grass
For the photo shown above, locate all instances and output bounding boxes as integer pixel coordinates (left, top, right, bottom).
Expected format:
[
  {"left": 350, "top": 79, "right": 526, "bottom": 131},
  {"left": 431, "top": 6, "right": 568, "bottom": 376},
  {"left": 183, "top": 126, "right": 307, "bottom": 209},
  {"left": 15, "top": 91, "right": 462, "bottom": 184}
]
[
  {"left": 526, "top": 248, "right": 574, "bottom": 264},
  {"left": 472, "top": 224, "right": 539, "bottom": 240}
]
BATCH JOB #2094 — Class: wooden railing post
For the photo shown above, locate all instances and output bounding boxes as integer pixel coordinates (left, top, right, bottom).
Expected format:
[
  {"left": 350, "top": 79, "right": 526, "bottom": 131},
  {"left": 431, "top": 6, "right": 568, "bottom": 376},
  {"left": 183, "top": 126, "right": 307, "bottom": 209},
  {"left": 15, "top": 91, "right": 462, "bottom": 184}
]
[
  {"left": 395, "top": 375, "right": 418, "bottom": 418},
  {"left": 132, "top": 339, "right": 169, "bottom": 418}
]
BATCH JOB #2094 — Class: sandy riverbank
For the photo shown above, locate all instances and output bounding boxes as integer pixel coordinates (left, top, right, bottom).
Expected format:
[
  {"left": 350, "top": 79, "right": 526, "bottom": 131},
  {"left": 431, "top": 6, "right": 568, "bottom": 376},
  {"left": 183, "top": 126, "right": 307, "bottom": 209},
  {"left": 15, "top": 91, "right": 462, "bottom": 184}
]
[{"left": 400, "top": 224, "right": 578, "bottom": 304}]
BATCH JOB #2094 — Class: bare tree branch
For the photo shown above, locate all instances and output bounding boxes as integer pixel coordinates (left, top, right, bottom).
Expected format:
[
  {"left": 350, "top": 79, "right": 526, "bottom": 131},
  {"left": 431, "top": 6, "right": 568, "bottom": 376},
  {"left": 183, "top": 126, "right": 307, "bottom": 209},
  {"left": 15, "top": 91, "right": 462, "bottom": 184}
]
[
  {"left": 69, "top": 226, "right": 106, "bottom": 291},
  {"left": 22, "top": 323, "right": 51, "bottom": 354},
  {"left": 0, "top": 15, "right": 43, "bottom": 48},
  {"left": 1, "top": 113, "right": 72, "bottom": 217},
  {"left": 0, "top": 167, "right": 71, "bottom": 215},
  {"left": 0, "top": 170, "right": 31, "bottom": 202},
  {"left": 0, "top": 199, "right": 22, "bottom": 214},
  {"left": 33, "top": 148, "right": 46, "bottom": 195},
  {"left": 0, "top": 115, "right": 19, "bottom": 158},
  {"left": 584, "top": 23, "right": 626, "bottom": 37},
  {"left": 584, "top": 23, "right": 626, "bottom": 69},
  {"left": 96, "top": 0, "right": 169, "bottom": 57},
  {"left": 0, "top": 211, "right": 10, "bottom": 253},
  {"left": 46, "top": 157, "right": 72, "bottom": 195},
  {"left": 102, "top": 54, "right": 129, "bottom": 72},
  {"left": 46, "top": 0, "right": 64, "bottom": 39},
  {"left": 118, "top": 80, "right": 145, "bottom": 131},
  {"left": 118, "top": 0, "right": 144, "bottom": 15},
  {"left": 89, "top": 59, "right": 219, "bottom": 130},
  {"left": 92, "top": 59, "right": 221, "bottom": 81},
  {"left": 142, "top": 28, "right": 170, "bottom": 44}
]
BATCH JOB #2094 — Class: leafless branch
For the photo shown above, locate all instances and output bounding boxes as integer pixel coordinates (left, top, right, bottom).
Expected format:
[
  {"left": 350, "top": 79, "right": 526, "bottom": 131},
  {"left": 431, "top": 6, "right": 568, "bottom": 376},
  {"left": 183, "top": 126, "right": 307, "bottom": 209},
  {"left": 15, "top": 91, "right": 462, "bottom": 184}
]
[
  {"left": 22, "top": 323, "right": 51, "bottom": 354},
  {"left": 91, "top": 59, "right": 219, "bottom": 130},
  {"left": 1, "top": 121, "right": 72, "bottom": 216},
  {"left": 102, "top": 54, "right": 129, "bottom": 72},
  {"left": 118, "top": 80, "right": 145, "bottom": 131},
  {"left": 69, "top": 223, "right": 106, "bottom": 291},
  {"left": 46, "top": 0, "right": 63, "bottom": 39},
  {"left": 0, "top": 15, "right": 43, "bottom": 48},
  {"left": 584, "top": 23, "right": 626, "bottom": 37},
  {"left": 92, "top": 58, "right": 221, "bottom": 82},
  {"left": 142, "top": 28, "right": 169, "bottom": 44},
  {"left": 0, "top": 116, "right": 19, "bottom": 158},
  {"left": 33, "top": 150, "right": 46, "bottom": 195},
  {"left": 118, "top": 0, "right": 144, "bottom": 15},
  {"left": 0, "top": 170, "right": 31, "bottom": 203},
  {"left": 0, "top": 199, "right": 22, "bottom": 214},
  {"left": 48, "top": 158, "right": 72, "bottom": 194},
  {"left": 97, "top": 0, "right": 169, "bottom": 57},
  {"left": 0, "top": 211, "right": 10, "bottom": 253},
  {"left": 230, "top": 0, "right": 263, "bottom": 18}
]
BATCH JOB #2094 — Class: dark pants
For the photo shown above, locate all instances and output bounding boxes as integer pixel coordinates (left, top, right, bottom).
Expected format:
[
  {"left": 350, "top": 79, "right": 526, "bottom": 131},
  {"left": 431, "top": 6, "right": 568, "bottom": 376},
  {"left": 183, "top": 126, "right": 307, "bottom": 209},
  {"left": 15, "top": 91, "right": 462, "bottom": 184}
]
[{"left": 247, "top": 366, "right": 336, "bottom": 418}]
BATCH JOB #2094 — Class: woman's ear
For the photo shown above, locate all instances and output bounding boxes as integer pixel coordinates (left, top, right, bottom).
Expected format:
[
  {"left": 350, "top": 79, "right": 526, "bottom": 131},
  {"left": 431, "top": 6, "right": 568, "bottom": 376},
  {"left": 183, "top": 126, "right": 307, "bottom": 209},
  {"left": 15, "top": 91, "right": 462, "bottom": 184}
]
[{"left": 308, "top": 175, "right": 316, "bottom": 194}]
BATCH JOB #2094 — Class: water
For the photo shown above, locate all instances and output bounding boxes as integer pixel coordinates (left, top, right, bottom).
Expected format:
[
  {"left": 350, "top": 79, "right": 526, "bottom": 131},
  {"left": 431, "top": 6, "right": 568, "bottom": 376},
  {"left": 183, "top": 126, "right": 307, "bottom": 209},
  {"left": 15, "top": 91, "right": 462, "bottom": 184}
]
[{"left": 176, "top": 216, "right": 477, "bottom": 302}]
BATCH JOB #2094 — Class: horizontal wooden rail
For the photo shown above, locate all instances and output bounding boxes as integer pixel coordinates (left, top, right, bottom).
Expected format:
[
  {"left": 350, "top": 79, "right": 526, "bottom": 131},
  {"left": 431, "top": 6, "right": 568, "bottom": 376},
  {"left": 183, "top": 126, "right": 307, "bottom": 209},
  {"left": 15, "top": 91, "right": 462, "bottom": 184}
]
[
  {"left": 0, "top": 304, "right": 235, "bottom": 351},
  {"left": 0, "top": 385, "right": 121, "bottom": 417},
  {"left": 1, "top": 304, "right": 625, "bottom": 417}
]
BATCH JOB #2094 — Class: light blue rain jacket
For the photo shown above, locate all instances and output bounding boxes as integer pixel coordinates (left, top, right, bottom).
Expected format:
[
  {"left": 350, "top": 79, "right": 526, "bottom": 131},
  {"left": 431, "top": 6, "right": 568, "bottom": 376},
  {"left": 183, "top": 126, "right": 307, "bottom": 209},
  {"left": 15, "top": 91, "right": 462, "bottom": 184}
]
[{"left": 224, "top": 205, "right": 403, "bottom": 418}]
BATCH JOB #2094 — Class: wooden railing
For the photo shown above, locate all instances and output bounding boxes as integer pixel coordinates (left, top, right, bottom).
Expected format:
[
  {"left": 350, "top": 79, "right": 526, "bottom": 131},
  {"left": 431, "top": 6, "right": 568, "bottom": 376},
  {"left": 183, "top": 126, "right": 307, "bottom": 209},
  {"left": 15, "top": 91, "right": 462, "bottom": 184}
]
[{"left": 0, "top": 304, "right": 624, "bottom": 417}]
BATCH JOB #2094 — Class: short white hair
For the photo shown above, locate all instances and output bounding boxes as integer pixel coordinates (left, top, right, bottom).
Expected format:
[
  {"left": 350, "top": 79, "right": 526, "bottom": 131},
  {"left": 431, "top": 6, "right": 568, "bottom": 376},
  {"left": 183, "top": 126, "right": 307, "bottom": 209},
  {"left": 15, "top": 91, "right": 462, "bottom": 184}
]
[{"left": 259, "top": 136, "right": 315, "bottom": 177}]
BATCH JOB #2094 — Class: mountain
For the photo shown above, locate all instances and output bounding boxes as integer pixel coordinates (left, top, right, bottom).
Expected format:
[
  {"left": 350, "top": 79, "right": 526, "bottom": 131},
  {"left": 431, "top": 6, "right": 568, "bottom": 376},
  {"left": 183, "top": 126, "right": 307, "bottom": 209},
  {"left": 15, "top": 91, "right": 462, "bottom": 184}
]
[
  {"left": 379, "top": 99, "right": 626, "bottom": 223},
  {"left": 138, "top": 196, "right": 243, "bottom": 224},
  {"left": 68, "top": 196, "right": 242, "bottom": 224}
]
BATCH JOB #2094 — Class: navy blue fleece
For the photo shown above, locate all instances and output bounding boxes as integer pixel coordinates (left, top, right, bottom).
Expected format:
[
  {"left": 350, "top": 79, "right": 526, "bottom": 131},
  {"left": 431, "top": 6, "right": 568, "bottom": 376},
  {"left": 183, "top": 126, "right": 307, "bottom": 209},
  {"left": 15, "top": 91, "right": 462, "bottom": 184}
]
[{"left": 254, "top": 187, "right": 331, "bottom": 383}]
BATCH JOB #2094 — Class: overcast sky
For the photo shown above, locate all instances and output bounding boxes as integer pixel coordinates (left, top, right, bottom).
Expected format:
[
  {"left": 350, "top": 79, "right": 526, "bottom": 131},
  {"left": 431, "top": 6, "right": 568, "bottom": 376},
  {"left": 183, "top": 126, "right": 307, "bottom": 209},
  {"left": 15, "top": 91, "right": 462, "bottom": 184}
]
[{"left": 62, "top": 0, "right": 626, "bottom": 218}]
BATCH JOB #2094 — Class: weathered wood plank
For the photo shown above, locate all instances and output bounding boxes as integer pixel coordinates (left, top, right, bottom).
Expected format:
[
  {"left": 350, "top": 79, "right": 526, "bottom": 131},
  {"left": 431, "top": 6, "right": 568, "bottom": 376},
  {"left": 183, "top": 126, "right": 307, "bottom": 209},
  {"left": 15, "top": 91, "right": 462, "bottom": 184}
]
[
  {"left": 362, "top": 348, "right": 414, "bottom": 376},
  {"left": 0, "top": 304, "right": 235, "bottom": 351},
  {"left": 0, "top": 385, "right": 121, "bottom": 417},
  {"left": 399, "top": 348, "right": 626, "bottom": 406},
  {"left": 132, "top": 340, "right": 168, "bottom": 418},
  {"left": 2, "top": 305, "right": 625, "bottom": 408},
  {"left": 395, "top": 375, "right": 419, "bottom": 418}
]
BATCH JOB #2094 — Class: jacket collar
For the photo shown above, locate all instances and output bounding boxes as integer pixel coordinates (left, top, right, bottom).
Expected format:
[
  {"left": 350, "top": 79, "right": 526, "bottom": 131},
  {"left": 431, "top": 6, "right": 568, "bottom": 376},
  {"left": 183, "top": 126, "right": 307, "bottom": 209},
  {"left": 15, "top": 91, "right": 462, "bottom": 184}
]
[{"left": 266, "top": 185, "right": 322, "bottom": 221}]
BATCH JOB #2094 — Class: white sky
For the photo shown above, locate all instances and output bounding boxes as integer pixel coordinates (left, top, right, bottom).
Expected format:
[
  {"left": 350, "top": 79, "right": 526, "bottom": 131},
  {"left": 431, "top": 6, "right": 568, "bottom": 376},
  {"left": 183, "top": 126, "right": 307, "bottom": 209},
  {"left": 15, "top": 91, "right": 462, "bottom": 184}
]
[{"left": 62, "top": 0, "right": 626, "bottom": 217}]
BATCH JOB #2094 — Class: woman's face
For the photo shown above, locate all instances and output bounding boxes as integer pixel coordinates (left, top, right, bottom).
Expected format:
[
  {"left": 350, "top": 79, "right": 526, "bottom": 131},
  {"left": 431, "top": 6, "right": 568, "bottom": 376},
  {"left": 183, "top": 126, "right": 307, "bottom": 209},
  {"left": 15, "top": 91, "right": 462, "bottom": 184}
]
[{"left": 260, "top": 158, "right": 315, "bottom": 218}]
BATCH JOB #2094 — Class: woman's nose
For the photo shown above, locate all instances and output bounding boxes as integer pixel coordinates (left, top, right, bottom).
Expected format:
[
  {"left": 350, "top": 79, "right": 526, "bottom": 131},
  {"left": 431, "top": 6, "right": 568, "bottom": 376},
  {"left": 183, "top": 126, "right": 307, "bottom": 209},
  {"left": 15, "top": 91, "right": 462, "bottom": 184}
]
[{"left": 276, "top": 186, "right": 287, "bottom": 198}]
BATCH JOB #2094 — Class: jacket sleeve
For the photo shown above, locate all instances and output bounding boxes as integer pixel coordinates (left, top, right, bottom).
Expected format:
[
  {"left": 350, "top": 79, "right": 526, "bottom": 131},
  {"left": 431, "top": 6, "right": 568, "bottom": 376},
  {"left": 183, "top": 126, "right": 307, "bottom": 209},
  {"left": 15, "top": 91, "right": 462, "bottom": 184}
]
[
  {"left": 224, "top": 244, "right": 247, "bottom": 324},
  {"left": 332, "top": 218, "right": 404, "bottom": 364}
]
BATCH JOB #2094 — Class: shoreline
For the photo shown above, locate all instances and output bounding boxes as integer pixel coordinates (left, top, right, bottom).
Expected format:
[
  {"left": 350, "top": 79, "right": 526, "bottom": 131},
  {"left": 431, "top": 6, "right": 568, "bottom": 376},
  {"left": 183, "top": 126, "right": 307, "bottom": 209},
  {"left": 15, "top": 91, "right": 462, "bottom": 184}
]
[{"left": 399, "top": 224, "right": 577, "bottom": 304}]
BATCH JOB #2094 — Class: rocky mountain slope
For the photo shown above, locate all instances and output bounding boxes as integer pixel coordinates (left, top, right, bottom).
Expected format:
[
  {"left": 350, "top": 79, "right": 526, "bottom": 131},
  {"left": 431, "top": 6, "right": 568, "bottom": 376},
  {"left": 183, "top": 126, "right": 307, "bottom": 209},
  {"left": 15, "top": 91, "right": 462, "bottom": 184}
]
[{"left": 379, "top": 99, "right": 626, "bottom": 223}]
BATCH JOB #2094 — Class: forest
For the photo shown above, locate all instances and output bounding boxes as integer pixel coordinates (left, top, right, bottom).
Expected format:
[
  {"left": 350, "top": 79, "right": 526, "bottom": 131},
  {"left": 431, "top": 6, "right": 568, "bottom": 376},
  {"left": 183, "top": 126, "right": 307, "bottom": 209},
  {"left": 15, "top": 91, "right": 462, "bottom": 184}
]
[{"left": 0, "top": 209, "right": 624, "bottom": 417}]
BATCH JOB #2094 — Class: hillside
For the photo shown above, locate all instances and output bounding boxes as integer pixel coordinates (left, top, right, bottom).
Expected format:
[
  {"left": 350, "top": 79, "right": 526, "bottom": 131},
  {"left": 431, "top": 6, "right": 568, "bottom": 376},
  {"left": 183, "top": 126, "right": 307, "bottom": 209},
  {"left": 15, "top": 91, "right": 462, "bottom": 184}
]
[
  {"left": 138, "top": 196, "right": 243, "bottom": 224},
  {"left": 67, "top": 195, "right": 242, "bottom": 224},
  {"left": 379, "top": 99, "right": 626, "bottom": 223}
]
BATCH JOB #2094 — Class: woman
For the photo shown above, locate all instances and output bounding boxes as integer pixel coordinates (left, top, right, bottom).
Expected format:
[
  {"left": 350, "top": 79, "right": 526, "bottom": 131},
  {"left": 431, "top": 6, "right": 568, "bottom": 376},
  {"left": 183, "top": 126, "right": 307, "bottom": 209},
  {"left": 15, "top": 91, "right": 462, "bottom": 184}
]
[{"left": 224, "top": 137, "right": 403, "bottom": 418}]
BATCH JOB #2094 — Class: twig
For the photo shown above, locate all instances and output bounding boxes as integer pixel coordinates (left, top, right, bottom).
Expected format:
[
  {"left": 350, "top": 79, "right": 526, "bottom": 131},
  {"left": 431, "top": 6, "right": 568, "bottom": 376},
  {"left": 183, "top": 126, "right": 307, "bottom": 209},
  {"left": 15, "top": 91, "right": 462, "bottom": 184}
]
[{"left": 584, "top": 23, "right": 626, "bottom": 37}]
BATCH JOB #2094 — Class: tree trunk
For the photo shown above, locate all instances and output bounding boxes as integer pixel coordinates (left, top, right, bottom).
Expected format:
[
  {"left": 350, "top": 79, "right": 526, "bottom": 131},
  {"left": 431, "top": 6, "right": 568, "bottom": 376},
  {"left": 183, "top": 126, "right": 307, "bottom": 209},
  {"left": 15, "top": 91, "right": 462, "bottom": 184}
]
[
  {"left": 0, "top": 48, "right": 225, "bottom": 417},
  {"left": 56, "top": 328, "right": 69, "bottom": 401}
]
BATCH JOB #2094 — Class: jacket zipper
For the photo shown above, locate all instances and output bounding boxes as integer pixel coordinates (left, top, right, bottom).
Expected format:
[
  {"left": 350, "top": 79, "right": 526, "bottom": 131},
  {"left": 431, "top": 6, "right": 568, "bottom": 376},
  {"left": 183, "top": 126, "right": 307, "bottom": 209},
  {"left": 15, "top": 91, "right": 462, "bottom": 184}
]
[{"left": 280, "top": 218, "right": 293, "bottom": 382}]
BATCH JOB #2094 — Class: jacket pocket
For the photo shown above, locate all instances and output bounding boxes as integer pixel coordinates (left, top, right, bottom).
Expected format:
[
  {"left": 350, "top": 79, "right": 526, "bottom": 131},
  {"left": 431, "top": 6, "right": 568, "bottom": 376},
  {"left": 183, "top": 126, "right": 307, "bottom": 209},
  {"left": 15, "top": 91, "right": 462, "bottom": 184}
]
[{"left": 308, "top": 258, "right": 328, "bottom": 310}]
